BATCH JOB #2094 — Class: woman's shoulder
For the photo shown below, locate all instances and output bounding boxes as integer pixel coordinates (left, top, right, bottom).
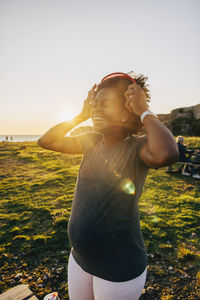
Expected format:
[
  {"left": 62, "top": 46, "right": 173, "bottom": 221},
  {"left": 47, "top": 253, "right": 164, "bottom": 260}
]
[{"left": 76, "top": 131, "right": 103, "bottom": 153}]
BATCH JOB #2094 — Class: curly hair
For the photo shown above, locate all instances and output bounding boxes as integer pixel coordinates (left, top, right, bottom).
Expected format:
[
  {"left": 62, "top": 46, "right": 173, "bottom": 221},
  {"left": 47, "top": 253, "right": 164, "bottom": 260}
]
[{"left": 97, "top": 71, "right": 151, "bottom": 103}]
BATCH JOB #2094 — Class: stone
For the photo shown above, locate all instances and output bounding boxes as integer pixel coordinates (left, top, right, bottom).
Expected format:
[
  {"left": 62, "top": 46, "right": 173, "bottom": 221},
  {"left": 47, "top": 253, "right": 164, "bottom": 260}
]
[
  {"left": 193, "top": 104, "right": 200, "bottom": 119},
  {"left": 157, "top": 103, "right": 200, "bottom": 136},
  {"left": 15, "top": 273, "right": 23, "bottom": 279},
  {"left": 191, "top": 232, "right": 196, "bottom": 237},
  {"left": 146, "top": 286, "right": 154, "bottom": 293},
  {"left": 27, "top": 276, "right": 33, "bottom": 281},
  {"left": 56, "top": 267, "right": 64, "bottom": 274}
]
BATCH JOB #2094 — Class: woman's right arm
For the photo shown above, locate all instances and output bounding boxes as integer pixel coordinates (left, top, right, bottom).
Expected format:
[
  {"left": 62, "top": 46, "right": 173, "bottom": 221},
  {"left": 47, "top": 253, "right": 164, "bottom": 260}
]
[
  {"left": 38, "top": 113, "right": 88, "bottom": 154},
  {"left": 38, "top": 84, "right": 98, "bottom": 154}
]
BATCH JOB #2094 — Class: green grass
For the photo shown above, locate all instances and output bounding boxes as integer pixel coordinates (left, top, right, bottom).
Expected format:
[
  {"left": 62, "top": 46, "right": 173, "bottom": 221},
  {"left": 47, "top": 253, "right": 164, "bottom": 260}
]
[{"left": 0, "top": 139, "right": 199, "bottom": 299}]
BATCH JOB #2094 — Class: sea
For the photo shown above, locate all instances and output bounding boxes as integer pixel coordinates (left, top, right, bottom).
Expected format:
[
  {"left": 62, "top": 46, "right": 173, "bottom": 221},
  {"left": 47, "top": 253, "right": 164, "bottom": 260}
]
[{"left": 0, "top": 135, "right": 41, "bottom": 142}]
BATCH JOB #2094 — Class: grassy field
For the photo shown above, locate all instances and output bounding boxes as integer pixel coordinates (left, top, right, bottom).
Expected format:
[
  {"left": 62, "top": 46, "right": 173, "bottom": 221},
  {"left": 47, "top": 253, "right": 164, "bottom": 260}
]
[{"left": 0, "top": 137, "right": 199, "bottom": 299}]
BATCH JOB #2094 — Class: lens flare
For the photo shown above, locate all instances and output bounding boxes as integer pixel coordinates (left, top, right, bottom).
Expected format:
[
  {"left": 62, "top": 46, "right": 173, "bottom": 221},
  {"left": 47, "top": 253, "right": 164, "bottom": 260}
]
[
  {"left": 151, "top": 215, "right": 159, "bottom": 223},
  {"left": 56, "top": 109, "right": 76, "bottom": 122},
  {"left": 120, "top": 178, "right": 135, "bottom": 195},
  {"left": 113, "top": 170, "right": 122, "bottom": 178}
]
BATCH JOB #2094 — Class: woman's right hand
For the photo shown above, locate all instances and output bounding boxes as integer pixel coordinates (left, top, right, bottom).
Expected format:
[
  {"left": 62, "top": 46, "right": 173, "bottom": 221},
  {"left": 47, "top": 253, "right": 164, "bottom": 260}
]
[{"left": 81, "top": 84, "right": 98, "bottom": 120}]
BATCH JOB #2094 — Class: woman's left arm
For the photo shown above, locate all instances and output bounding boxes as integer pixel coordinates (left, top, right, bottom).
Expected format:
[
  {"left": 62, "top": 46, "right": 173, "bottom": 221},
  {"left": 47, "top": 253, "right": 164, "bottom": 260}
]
[
  {"left": 125, "top": 83, "right": 179, "bottom": 169},
  {"left": 140, "top": 116, "right": 179, "bottom": 169}
]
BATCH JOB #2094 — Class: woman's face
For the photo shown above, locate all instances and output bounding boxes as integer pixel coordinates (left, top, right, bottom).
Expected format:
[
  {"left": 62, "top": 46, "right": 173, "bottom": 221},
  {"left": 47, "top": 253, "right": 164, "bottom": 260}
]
[{"left": 91, "top": 87, "right": 128, "bottom": 135}]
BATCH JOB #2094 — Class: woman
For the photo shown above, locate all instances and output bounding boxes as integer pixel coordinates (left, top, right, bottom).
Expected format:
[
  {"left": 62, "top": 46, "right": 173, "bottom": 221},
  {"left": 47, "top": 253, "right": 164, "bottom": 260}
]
[
  {"left": 38, "top": 72, "right": 178, "bottom": 300},
  {"left": 176, "top": 136, "right": 200, "bottom": 179}
]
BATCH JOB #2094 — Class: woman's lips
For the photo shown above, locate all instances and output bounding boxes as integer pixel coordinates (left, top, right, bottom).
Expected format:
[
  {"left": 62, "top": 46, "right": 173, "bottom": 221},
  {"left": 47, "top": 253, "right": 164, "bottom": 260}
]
[{"left": 92, "top": 117, "right": 105, "bottom": 122}]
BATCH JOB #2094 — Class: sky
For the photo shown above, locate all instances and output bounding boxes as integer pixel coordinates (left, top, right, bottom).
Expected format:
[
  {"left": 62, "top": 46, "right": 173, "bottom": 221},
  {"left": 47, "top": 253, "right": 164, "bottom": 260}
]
[{"left": 0, "top": 0, "right": 200, "bottom": 134}]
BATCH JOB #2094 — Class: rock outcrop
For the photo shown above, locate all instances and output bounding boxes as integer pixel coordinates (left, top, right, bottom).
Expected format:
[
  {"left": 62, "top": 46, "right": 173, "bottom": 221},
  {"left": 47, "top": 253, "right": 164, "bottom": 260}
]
[{"left": 158, "top": 104, "right": 200, "bottom": 136}]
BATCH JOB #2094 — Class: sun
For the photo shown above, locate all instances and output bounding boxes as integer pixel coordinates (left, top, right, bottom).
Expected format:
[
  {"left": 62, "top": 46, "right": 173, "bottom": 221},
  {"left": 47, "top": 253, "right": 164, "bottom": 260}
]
[{"left": 56, "top": 108, "right": 77, "bottom": 122}]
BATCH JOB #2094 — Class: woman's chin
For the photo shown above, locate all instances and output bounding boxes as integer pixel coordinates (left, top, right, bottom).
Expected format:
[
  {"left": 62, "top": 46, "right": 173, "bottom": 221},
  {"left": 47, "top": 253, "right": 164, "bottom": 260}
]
[{"left": 93, "top": 122, "right": 107, "bottom": 133}]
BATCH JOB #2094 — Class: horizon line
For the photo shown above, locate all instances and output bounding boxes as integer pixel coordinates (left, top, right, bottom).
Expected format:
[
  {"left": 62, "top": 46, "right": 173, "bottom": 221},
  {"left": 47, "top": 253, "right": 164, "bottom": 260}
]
[{"left": 0, "top": 134, "right": 42, "bottom": 136}]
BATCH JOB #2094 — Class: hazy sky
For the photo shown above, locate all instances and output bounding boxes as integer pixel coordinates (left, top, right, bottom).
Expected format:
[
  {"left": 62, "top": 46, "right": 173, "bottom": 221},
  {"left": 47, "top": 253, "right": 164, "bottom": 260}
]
[{"left": 1, "top": 0, "right": 200, "bottom": 134}]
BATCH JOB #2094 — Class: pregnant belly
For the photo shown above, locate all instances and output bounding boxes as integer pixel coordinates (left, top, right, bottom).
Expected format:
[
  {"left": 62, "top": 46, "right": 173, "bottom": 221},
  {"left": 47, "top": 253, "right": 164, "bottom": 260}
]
[
  {"left": 68, "top": 177, "right": 135, "bottom": 257},
  {"left": 68, "top": 213, "right": 132, "bottom": 258}
]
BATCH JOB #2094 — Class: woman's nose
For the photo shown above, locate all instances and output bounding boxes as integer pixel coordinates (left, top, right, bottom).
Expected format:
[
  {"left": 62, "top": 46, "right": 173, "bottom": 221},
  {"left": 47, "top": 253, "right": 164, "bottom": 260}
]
[{"left": 91, "top": 98, "right": 102, "bottom": 110}]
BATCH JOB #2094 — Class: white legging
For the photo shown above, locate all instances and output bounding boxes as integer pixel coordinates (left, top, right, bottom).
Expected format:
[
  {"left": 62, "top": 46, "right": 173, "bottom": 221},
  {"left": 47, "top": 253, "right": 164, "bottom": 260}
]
[{"left": 67, "top": 252, "right": 147, "bottom": 300}]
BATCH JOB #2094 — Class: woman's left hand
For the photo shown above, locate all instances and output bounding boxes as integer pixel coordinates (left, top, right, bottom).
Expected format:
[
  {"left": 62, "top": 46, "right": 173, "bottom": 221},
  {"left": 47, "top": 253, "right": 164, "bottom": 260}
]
[{"left": 124, "top": 83, "right": 149, "bottom": 117}]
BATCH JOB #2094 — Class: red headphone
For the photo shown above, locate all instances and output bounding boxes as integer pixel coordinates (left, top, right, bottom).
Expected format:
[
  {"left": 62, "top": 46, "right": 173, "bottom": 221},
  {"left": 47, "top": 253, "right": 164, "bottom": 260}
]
[{"left": 101, "top": 72, "right": 136, "bottom": 84}]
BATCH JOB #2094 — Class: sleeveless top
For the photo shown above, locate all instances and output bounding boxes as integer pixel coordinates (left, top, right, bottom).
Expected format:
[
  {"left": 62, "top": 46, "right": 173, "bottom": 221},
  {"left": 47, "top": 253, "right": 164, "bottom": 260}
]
[{"left": 67, "top": 132, "right": 149, "bottom": 282}]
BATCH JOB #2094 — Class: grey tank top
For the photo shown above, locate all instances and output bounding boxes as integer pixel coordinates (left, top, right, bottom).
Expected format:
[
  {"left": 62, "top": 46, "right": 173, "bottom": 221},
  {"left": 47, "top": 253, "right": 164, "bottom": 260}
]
[{"left": 67, "top": 132, "right": 149, "bottom": 282}]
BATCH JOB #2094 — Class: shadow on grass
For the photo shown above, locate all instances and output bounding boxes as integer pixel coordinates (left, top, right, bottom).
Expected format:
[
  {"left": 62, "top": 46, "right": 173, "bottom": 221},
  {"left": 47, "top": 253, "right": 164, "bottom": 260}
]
[{"left": 0, "top": 202, "right": 70, "bottom": 268}]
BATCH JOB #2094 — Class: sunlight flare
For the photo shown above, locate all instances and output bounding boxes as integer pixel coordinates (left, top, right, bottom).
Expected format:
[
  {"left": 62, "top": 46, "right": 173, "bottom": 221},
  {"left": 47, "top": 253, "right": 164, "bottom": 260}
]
[
  {"left": 56, "top": 109, "right": 76, "bottom": 122},
  {"left": 120, "top": 178, "right": 135, "bottom": 195}
]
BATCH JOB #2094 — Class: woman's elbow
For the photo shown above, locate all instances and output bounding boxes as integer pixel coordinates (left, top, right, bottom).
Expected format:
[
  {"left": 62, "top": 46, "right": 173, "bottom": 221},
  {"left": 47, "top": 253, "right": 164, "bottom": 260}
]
[
  {"left": 165, "top": 149, "right": 179, "bottom": 165},
  {"left": 146, "top": 149, "right": 179, "bottom": 169},
  {"left": 38, "top": 137, "right": 48, "bottom": 149},
  {"left": 158, "top": 148, "right": 179, "bottom": 167}
]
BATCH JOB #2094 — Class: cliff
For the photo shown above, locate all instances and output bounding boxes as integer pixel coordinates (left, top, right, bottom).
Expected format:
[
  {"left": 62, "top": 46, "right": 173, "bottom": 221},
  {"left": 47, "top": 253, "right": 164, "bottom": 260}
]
[{"left": 158, "top": 104, "right": 200, "bottom": 136}]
